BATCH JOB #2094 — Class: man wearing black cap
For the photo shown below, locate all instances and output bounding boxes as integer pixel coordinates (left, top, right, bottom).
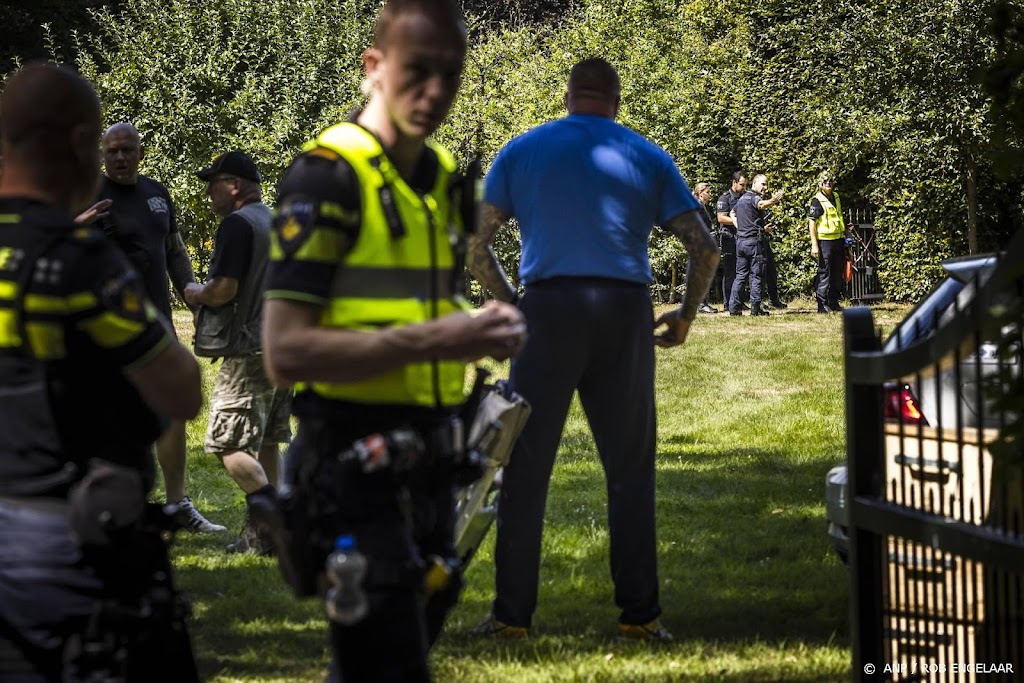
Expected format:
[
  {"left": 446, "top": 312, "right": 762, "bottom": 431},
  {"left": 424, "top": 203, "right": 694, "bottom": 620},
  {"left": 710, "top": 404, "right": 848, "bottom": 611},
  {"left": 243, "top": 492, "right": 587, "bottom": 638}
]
[{"left": 184, "top": 150, "right": 292, "bottom": 554}]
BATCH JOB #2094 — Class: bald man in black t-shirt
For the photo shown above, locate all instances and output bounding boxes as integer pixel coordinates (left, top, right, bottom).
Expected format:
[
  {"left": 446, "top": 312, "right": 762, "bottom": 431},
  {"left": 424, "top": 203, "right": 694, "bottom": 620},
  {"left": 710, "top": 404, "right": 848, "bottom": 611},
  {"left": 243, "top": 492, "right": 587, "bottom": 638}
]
[{"left": 97, "top": 123, "right": 225, "bottom": 532}]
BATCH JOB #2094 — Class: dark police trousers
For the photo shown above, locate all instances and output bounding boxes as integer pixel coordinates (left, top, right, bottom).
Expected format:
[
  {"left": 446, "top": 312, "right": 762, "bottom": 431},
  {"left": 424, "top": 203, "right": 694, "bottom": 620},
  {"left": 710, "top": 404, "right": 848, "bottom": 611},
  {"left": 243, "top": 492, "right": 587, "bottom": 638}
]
[
  {"left": 815, "top": 238, "right": 846, "bottom": 310},
  {"left": 0, "top": 501, "right": 198, "bottom": 683},
  {"left": 719, "top": 231, "right": 736, "bottom": 305},
  {"left": 493, "top": 277, "right": 661, "bottom": 628},
  {"left": 284, "top": 416, "right": 462, "bottom": 683},
  {"left": 729, "top": 237, "right": 765, "bottom": 313},
  {"left": 763, "top": 236, "right": 781, "bottom": 304}
]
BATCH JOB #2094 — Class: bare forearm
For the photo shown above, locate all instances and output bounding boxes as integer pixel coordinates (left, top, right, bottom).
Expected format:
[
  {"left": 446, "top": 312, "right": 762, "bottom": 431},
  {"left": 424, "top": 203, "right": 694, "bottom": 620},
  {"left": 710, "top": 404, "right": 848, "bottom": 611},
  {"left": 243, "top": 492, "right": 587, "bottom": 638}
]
[
  {"left": 186, "top": 277, "right": 237, "bottom": 308},
  {"left": 166, "top": 240, "right": 196, "bottom": 303},
  {"left": 267, "top": 323, "right": 453, "bottom": 384},
  {"left": 467, "top": 201, "right": 517, "bottom": 302},
  {"left": 664, "top": 209, "right": 720, "bottom": 320},
  {"left": 467, "top": 238, "right": 516, "bottom": 302}
]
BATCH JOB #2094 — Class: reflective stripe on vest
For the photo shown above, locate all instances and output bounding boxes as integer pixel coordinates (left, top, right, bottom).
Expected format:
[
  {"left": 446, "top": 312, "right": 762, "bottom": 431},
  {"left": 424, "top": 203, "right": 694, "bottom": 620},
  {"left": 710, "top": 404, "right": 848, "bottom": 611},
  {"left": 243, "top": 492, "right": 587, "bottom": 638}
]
[
  {"left": 814, "top": 191, "right": 844, "bottom": 240},
  {"left": 301, "top": 122, "right": 469, "bottom": 407}
]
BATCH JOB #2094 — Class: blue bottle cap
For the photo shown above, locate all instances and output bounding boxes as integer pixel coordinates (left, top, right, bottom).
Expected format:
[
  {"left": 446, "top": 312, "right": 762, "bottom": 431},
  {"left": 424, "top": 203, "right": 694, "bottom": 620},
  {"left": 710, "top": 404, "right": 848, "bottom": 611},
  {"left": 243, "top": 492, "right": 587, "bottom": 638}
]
[{"left": 335, "top": 535, "right": 356, "bottom": 551}]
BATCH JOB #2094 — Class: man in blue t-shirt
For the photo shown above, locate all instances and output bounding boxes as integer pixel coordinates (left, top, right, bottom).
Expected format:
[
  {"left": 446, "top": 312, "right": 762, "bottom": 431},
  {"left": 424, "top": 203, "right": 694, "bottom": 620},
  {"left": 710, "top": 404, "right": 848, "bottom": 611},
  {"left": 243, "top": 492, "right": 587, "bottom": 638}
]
[{"left": 467, "top": 57, "right": 719, "bottom": 642}]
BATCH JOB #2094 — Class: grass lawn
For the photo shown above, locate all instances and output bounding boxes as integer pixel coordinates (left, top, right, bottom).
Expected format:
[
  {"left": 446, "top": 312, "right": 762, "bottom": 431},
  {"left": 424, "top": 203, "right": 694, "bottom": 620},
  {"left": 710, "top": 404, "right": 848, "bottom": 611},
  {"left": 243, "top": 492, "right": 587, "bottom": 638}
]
[{"left": 167, "top": 299, "right": 911, "bottom": 682}]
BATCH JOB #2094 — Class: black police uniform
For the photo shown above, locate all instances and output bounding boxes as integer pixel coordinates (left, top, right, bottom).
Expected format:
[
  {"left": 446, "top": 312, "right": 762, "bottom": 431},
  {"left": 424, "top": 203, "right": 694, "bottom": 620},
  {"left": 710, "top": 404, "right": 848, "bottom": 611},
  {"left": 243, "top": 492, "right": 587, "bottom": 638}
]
[
  {"left": 0, "top": 198, "right": 198, "bottom": 682},
  {"left": 715, "top": 189, "right": 742, "bottom": 305},
  {"left": 729, "top": 190, "right": 767, "bottom": 314}
]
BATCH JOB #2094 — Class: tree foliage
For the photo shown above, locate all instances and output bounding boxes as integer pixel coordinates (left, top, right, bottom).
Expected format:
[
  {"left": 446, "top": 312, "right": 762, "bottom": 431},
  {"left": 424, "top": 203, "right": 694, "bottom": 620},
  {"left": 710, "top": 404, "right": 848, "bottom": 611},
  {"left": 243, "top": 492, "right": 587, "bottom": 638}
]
[
  {"left": 10, "top": 0, "right": 1021, "bottom": 299},
  {"left": 74, "top": 0, "right": 375, "bottom": 275}
]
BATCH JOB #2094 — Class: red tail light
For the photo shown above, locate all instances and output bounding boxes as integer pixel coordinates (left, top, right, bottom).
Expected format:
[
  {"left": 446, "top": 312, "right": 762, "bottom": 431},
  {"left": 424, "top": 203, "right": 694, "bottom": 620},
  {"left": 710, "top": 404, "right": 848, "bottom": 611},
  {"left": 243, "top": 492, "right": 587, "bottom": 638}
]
[{"left": 883, "top": 383, "right": 928, "bottom": 425}]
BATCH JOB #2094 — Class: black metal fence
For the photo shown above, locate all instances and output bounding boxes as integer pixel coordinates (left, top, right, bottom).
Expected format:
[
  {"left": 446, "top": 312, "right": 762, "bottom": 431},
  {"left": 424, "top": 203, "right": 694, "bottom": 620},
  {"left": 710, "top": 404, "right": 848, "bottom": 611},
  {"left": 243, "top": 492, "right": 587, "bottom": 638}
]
[
  {"left": 844, "top": 228, "right": 1024, "bottom": 681},
  {"left": 845, "top": 207, "right": 884, "bottom": 304}
]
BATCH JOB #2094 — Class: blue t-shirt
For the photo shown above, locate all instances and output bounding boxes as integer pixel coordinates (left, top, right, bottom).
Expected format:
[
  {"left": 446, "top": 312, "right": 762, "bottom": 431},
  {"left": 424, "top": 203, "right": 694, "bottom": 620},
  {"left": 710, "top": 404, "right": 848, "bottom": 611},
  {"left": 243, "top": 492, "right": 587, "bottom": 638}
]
[{"left": 485, "top": 114, "right": 699, "bottom": 285}]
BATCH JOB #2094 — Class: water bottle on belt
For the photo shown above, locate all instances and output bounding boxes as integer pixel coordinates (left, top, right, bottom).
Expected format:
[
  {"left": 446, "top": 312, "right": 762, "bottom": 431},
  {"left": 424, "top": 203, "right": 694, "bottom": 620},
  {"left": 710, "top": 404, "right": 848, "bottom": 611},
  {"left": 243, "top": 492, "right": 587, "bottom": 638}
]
[{"left": 324, "top": 535, "right": 368, "bottom": 625}]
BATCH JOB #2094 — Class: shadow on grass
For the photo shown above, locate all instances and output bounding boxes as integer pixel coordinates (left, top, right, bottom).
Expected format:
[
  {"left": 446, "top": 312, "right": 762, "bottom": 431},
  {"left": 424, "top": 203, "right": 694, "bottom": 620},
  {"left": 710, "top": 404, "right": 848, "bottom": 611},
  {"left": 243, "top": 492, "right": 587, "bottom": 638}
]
[
  {"left": 444, "top": 444, "right": 849, "bottom": 661},
  {"left": 173, "top": 445, "right": 848, "bottom": 679},
  {"left": 175, "top": 558, "right": 329, "bottom": 680}
]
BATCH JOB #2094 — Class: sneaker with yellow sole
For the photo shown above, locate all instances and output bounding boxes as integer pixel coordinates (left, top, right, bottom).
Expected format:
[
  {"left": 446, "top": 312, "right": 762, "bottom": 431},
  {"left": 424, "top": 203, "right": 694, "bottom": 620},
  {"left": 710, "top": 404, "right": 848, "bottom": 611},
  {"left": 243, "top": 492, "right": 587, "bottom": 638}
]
[
  {"left": 469, "top": 613, "right": 529, "bottom": 639},
  {"left": 617, "top": 619, "right": 673, "bottom": 642}
]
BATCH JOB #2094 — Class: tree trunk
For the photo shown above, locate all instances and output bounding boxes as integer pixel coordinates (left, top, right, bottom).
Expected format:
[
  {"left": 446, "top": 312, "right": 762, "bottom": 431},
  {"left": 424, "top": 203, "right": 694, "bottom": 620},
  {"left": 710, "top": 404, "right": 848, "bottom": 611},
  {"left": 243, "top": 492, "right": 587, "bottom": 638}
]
[{"left": 669, "top": 262, "right": 678, "bottom": 304}]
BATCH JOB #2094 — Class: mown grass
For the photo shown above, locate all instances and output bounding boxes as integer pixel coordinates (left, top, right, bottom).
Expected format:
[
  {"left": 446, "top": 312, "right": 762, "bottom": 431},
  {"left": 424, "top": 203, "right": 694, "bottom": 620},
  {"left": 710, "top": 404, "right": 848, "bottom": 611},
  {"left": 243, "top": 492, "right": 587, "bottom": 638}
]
[{"left": 167, "top": 300, "right": 911, "bottom": 682}]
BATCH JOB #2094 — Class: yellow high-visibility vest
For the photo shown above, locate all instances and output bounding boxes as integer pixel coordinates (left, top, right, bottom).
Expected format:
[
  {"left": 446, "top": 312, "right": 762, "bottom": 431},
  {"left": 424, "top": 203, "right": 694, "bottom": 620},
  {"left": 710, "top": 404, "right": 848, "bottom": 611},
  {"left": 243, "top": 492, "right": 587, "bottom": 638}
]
[
  {"left": 813, "top": 191, "right": 844, "bottom": 240},
  {"left": 299, "top": 122, "right": 470, "bottom": 407}
]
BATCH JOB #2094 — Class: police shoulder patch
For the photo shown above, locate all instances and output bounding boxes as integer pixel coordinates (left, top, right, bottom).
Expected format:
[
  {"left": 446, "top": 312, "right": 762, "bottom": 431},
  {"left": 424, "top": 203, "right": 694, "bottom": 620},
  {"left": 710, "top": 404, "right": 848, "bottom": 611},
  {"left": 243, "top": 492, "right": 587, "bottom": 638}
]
[
  {"left": 273, "top": 197, "right": 317, "bottom": 257},
  {"left": 100, "top": 271, "right": 149, "bottom": 323}
]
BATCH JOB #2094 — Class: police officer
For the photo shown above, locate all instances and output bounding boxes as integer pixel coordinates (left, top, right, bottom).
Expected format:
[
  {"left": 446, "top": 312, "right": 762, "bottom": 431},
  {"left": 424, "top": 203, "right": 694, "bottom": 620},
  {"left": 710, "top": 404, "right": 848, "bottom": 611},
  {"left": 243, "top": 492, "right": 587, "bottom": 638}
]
[
  {"left": 729, "top": 173, "right": 784, "bottom": 316},
  {"left": 716, "top": 171, "right": 747, "bottom": 309},
  {"left": 693, "top": 182, "right": 719, "bottom": 313},
  {"left": 0, "top": 63, "right": 202, "bottom": 682},
  {"left": 809, "top": 171, "right": 848, "bottom": 313},
  {"left": 260, "top": 1, "right": 526, "bottom": 681}
]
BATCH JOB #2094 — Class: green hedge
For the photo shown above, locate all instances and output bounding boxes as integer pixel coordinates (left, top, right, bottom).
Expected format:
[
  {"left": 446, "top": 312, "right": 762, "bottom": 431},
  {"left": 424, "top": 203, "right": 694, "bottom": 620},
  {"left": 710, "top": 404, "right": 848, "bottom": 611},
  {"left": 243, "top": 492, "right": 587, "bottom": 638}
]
[{"left": 42, "top": 0, "right": 1023, "bottom": 299}]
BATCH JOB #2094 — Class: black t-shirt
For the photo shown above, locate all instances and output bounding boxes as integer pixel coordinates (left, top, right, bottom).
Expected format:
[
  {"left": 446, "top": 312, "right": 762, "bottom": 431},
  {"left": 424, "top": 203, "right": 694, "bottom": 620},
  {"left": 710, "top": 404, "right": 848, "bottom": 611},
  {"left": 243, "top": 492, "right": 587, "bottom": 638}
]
[
  {"left": 809, "top": 193, "right": 840, "bottom": 220},
  {"left": 208, "top": 212, "right": 254, "bottom": 282},
  {"left": 733, "top": 190, "right": 765, "bottom": 239},
  {"left": 97, "top": 175, "right": 178, "bottom": 320},
  {"left": 0, "top": 197, "right": 172, "bottom": 489},
  {"left": 715, "top": 190, "right": 743, "bottom": 234}
]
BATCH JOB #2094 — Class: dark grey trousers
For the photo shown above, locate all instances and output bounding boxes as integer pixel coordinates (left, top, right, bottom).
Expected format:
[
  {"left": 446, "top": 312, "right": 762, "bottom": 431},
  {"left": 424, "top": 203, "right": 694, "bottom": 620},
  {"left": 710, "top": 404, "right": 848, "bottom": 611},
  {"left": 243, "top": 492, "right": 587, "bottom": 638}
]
[{"left": 493, "top": 277, "right": 661, "bottom": 628}]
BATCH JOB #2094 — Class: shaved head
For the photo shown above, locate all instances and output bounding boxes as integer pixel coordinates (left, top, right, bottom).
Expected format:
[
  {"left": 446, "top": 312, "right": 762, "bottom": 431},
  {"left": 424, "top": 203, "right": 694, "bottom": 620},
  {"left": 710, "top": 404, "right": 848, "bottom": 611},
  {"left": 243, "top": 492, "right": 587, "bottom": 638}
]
[
  {"left": 103, "top": 122, "right": 140, "bottom": 144},
  {"left": 0, "top": 62, "right": 102, "bottom": 210},
  {"left": 1, "top": 62, "right": 100, "bottom": 154},
  {"left": 568, "top": 58, "right": 621, "bottom": 101},
  {"left": 565, "top": 58, "right": 621, "bottom": 118},
  {"left": 373, "top": 0, "right": 466, "bottom": 51},
  {"left": 102, "top": 121, "right": 143, "bottom": 185}
]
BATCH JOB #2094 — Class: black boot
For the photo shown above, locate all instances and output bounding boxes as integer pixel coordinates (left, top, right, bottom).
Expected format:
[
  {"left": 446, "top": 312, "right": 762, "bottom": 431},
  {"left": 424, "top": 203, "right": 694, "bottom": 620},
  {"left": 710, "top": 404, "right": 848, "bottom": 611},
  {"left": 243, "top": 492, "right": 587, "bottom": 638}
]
[
  {"left": 750, "top": 302, "right": 770, "bottom": 317},
  {"left": 227, "top": 513, "right": 275, "bottom": 556}
]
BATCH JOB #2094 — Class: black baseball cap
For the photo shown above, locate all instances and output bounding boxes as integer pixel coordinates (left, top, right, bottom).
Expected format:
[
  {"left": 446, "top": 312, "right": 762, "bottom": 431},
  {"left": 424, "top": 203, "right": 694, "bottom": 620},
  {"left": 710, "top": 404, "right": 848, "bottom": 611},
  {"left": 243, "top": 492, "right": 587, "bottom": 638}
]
[{"left": 197, "top": 150, "right": 261, "bottom": 183}]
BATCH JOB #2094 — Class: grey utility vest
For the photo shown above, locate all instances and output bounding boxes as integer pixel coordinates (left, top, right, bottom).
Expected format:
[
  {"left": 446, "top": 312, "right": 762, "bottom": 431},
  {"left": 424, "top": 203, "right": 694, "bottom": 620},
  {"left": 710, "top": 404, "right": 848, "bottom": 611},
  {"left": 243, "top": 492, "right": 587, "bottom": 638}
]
[{"left": 194, "top": 202, "right": 272, "bottom": 358}]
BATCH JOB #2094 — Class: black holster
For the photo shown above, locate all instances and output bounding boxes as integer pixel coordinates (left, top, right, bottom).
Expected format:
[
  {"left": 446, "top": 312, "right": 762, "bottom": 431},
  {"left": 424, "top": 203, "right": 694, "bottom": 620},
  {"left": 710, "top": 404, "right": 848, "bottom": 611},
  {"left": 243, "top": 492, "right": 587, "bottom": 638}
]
[{"left": 65, "top": 461, "right": 199, "bottom": 682}]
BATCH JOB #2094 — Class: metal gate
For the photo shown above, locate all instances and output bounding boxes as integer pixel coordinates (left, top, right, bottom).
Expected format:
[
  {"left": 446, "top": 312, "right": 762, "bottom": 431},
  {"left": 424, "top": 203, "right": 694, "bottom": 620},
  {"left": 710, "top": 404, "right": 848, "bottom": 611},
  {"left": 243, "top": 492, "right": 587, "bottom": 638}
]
[
  {"left": 844, "top": 228, "right": 1024, "bottom": 681},
  {"left": 846, "top": 207, "right": 884, "bottom": 304}
]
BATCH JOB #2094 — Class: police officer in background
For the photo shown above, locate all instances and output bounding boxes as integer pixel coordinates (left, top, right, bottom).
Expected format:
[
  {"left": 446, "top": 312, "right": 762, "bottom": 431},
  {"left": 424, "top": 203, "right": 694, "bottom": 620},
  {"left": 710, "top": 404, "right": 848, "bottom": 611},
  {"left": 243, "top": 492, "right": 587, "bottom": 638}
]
[
  {"left": 729, "top": 173, "right": 784, "bottom": 316},
  {"left": 693, "top": 182, "right": 719, "bottom": 313},
  {"left": 0, "top": 63, "right": 202, "bottom": 681},
  {"left": 261, "top": 1, "right": 526, "bottom": 680},
  {"left": 716, "top": 171, "right": 747, "bottom": 310},
  {"left": 808, "top": 170, "right": 848, "bottom": 313}
]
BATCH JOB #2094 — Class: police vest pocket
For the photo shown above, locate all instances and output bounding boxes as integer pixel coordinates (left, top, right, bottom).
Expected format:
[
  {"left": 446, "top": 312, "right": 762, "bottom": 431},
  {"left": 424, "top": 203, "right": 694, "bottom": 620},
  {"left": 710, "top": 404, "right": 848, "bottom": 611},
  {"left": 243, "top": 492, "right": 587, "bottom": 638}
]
[{"left": 194, "top": 303, "right": 238, "bottom": 357}]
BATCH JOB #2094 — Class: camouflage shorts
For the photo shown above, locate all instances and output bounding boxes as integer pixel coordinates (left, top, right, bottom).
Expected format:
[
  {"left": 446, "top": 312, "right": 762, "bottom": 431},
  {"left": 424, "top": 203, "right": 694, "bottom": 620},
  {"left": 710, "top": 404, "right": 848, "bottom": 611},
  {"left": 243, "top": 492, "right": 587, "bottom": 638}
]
[{"left": 204, "top": 354, "right": 292, "bottom": 456}]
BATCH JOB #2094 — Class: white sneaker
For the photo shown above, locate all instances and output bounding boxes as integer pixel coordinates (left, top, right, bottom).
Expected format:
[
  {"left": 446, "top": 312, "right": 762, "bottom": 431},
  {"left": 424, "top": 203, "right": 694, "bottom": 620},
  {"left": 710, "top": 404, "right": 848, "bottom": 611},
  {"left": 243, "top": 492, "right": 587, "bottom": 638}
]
[{"left": 177, "top": 496, "right": 227, "bottom": 532}]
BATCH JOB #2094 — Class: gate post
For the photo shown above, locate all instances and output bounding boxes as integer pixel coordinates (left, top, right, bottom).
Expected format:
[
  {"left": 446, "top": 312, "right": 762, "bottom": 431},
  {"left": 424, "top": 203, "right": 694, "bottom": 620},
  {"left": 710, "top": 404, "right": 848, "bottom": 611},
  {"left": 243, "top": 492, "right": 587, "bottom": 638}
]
[{"left": 844, "top": 307, "right": 886, "bottom": 680}]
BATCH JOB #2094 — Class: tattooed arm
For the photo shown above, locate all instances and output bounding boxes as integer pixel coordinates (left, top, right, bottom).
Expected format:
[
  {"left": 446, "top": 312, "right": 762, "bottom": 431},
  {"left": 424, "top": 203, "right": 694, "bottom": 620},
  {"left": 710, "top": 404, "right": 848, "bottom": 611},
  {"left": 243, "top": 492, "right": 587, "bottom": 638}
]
[
  {"left": 466, "top": 201, "right": 518, "bottom": 303},
  {"left": 654, "top": 208, "right": 720, "bottom": 347},
  {"left": 166, "top": 232, "right": 197, "bottom": 308}
]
